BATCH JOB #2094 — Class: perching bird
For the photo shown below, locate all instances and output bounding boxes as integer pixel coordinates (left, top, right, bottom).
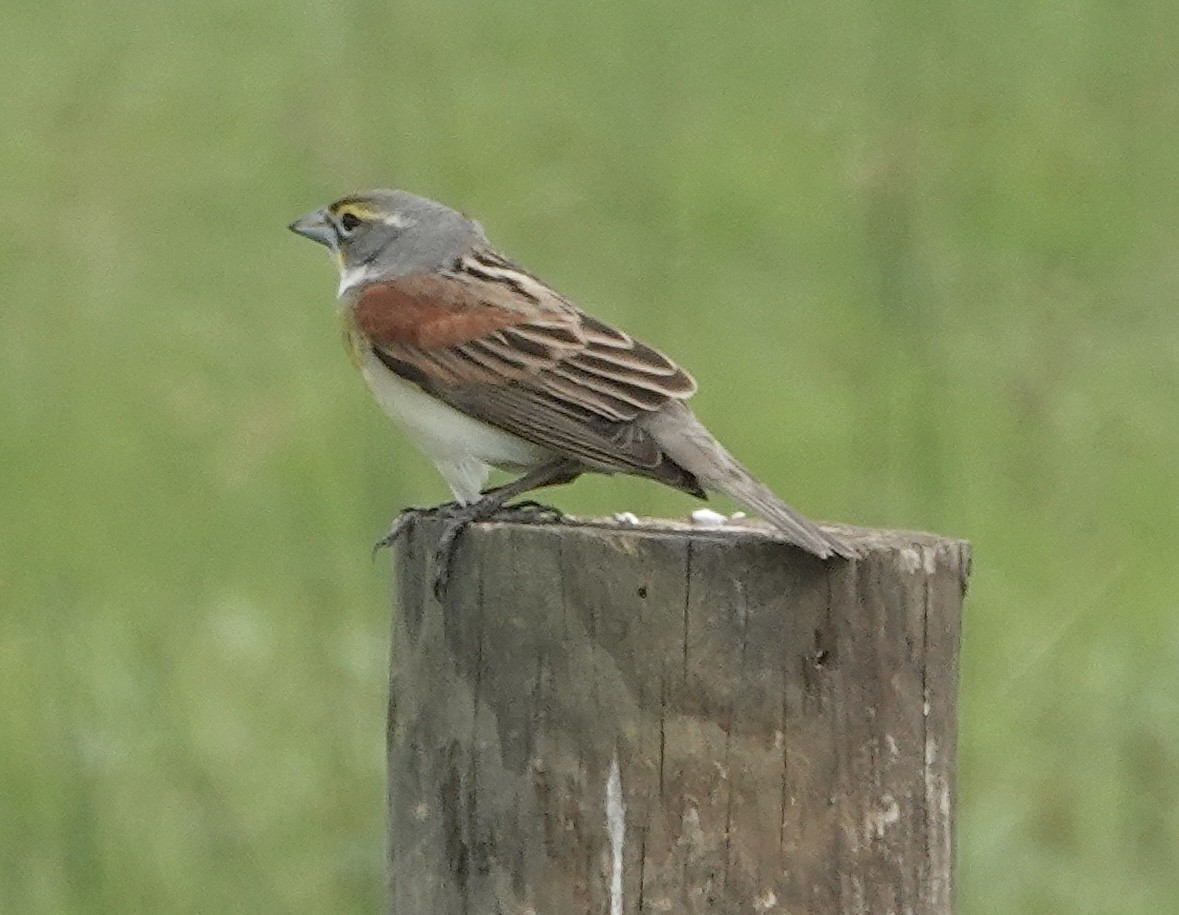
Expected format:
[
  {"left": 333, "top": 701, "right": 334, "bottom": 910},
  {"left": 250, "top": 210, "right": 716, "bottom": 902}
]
[{"left": 289, "top": 189, "right": 855, "bottom": 590}]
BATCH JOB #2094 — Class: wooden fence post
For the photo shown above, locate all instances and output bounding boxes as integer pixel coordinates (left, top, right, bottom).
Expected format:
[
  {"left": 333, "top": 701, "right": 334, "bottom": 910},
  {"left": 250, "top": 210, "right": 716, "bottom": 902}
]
[{"left": 387, "top": 517, "right": 970, "bottom": 914}]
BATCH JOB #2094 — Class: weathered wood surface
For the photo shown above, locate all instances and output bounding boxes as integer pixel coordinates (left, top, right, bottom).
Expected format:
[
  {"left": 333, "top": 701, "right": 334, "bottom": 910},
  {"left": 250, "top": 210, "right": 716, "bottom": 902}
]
[{"left": 388, "top": 517, "right": 970, "bottom": 915}]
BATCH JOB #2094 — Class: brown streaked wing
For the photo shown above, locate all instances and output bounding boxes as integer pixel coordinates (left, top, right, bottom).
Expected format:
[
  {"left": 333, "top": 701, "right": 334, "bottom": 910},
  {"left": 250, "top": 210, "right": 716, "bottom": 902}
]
[
  {"left": 354, "top": 267, "right": 702, "bottom": 489},
  {"left": 353, "top": 274, "right": 562, "bottom": 351}
]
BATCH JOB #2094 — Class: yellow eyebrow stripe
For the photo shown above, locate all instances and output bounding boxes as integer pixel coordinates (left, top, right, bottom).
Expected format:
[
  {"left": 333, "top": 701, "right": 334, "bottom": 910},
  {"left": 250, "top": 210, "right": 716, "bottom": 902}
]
[{"left": 330, "top": 202, "right": 381, "bottom": 221}]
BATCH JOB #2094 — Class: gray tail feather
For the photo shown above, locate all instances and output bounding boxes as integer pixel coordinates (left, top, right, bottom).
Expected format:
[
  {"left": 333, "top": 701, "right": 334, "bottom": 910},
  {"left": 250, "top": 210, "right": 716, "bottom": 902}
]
[
  {"left": 643, "top": 403, "right": 858, "bottom": 560},
  {"left": 716, "top": 471, "right": 858, "bottom": 559}
]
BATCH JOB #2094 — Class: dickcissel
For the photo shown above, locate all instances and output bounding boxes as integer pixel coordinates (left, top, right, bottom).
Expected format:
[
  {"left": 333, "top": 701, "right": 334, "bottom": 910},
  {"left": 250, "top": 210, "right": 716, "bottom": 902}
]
[{"left": 290, "top": 189, "right": 854, "bottom": 587}]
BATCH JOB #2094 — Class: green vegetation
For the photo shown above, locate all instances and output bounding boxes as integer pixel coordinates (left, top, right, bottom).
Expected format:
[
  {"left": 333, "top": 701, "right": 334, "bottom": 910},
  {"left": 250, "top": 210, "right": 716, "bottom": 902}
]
[{"left": 3, "top": 0, "right": 1176, "bottom": 911}]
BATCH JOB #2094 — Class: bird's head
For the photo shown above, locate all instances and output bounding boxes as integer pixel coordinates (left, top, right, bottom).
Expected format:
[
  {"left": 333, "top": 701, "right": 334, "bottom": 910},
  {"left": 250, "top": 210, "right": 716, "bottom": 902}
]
[{"left": 288, "top": 189, "right": 485, "bottom": 289}]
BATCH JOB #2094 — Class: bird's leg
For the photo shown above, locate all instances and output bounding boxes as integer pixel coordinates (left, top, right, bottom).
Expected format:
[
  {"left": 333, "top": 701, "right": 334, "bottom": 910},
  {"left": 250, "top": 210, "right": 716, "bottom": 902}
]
[
  {"left": 476, "top": 464, "right": 582, "bottom": 518},
  {"left": 430, "top": 459, "right": 581, "bottom": 599}
]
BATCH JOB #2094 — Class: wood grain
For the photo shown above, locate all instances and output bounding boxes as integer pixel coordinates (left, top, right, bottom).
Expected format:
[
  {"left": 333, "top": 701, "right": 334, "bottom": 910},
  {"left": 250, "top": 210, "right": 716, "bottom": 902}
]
[{"left": 387, "top": 517, "right": 969, "bottom": 914}]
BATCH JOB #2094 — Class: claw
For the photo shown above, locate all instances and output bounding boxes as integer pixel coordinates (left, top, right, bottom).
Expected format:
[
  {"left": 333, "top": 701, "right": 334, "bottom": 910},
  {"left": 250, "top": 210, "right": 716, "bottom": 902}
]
[
  {"left": 373, "top": 507, "right": 426, "bottom": 559},
  {"left": 428, "top": 500, "right": 566, "bottom": 601},
  {"left": 405, "top": 457, "right": 581, "bottom": 600},
  {"left": 370, "top": 501, "right": 474, "bottom": 599},
  {"left": 372, "top": 501, "right": 470, "bottom": 558},
  {"left": 431, "top": 509, "right": 480, "bottom": 601},
  {"left": 501, "top": 499, "right": 564, "bottom": 518},
  {"left": 373, "top": 466, "right": 573, "bottom": 601}
]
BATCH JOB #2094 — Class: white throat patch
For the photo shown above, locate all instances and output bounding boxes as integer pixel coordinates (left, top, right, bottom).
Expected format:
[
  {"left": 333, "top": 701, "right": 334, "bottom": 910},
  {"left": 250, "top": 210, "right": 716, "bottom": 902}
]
[{"left": 337, "top": 263, "right": 373, "bottom": 298}]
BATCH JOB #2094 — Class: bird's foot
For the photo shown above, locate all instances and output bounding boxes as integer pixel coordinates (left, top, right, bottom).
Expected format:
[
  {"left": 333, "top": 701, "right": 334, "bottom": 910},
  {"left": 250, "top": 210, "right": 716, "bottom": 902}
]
[
  {"left": 372, "top": 501, "right": 477, "bottom": 600},
  {"left": 489, "top": 499, "right": 565, "bottom": 523},
  {"left": 429, "top": 499, "right": 565, "bottom": 600},
  {"left": 372, "top": 501, "right": 463, "bottom": 558},
  {"left": 373, "top": 499, "right": 566, "bottom": 599}
]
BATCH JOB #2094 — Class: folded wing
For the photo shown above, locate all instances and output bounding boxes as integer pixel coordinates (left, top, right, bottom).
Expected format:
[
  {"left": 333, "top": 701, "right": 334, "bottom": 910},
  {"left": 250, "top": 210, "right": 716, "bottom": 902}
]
[{"left": 352, "top": 250, "right": 705, "bottom": 495}]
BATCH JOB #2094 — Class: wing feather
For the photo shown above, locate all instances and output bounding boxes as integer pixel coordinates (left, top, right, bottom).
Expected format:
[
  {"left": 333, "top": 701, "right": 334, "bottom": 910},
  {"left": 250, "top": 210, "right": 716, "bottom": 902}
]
[{"left": 352, "top": 253, "right": 702, "bottom": 492}]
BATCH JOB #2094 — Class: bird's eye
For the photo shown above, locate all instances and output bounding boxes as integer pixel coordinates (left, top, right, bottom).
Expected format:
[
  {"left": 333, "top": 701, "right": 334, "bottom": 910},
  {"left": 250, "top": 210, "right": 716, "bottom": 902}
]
[{"left": 339, "top": 212, "right": 362, "bottom": 231}]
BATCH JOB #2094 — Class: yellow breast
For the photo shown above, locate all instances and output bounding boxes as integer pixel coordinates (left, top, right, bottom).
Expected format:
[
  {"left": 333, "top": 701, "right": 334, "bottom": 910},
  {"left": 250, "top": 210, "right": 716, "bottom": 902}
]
[{"left": 338, "top": 306, "right": 366, "bottom": 369}]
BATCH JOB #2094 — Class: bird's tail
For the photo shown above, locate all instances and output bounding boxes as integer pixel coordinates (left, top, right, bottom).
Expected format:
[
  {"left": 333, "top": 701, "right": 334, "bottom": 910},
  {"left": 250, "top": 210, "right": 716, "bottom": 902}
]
[
  {"left": 711, "top": 464, "right": 857, "bottom": 558},
  {"left": 642, "top": 403, "right": 857, "bottom": 559}
]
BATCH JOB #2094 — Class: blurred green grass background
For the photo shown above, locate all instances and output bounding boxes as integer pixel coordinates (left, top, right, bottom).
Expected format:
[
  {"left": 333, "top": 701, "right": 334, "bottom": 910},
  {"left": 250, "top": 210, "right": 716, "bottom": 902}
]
[{"left": 3, "top": 0, "right": 1177, "bottom": 911}]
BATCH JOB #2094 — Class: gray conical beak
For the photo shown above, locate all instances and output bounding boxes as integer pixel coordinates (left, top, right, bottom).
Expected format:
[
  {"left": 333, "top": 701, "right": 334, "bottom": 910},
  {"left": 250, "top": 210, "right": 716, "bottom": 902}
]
[{"left": 288, "top": 208, "right": 336, "bottom": 248}]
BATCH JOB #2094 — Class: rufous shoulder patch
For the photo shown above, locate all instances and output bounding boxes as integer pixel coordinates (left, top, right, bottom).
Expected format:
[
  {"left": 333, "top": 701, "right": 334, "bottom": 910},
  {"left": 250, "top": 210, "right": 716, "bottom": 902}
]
[{"left": 354, "top": 275, "right": 525, "bottom": 349}]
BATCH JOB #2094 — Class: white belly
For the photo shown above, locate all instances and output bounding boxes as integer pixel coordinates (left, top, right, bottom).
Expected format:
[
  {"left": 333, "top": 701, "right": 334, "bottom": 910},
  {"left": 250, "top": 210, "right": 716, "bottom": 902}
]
[{"left": 359, "top": 349, "right": 551, "bottom": 502}]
